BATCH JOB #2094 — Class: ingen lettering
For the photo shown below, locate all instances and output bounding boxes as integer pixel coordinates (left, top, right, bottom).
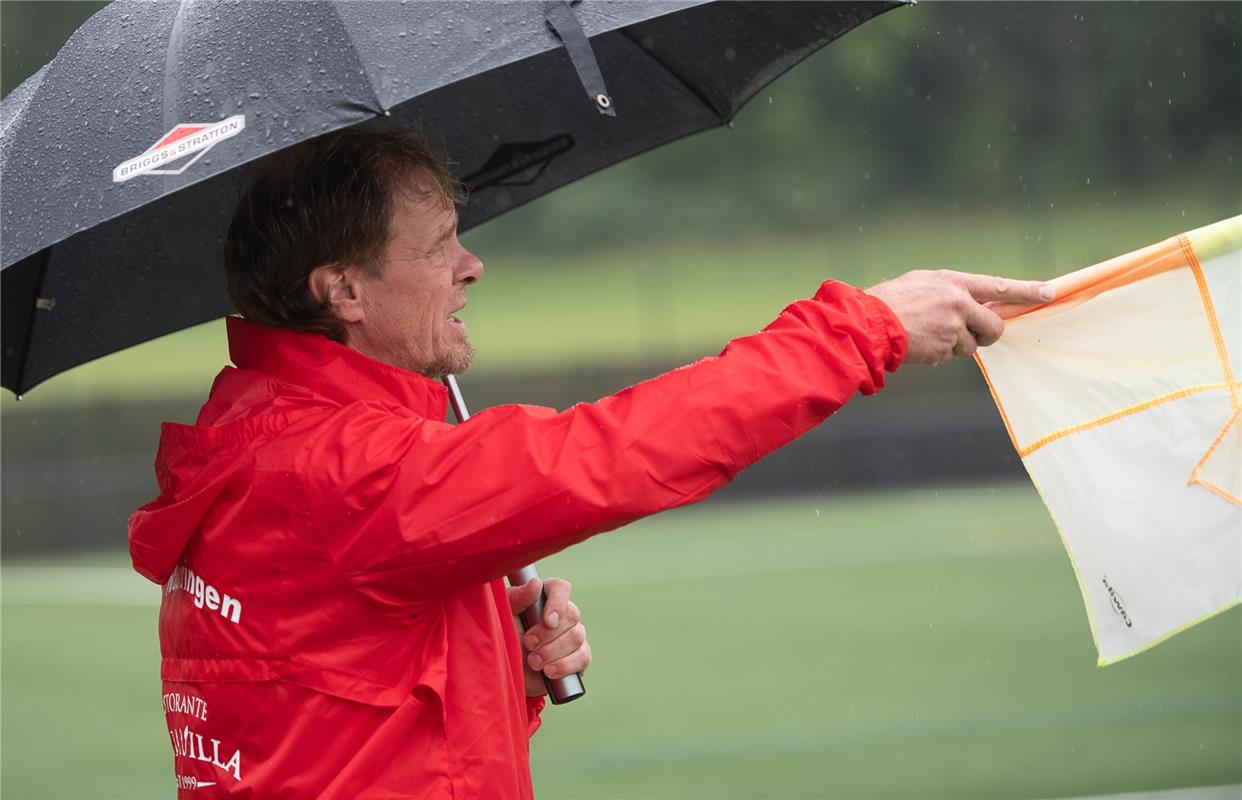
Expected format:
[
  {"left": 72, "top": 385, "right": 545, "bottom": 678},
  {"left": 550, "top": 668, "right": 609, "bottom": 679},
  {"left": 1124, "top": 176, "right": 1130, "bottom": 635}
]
[{"left": 166, "top": 565, "right": 243, "bottom": 625}]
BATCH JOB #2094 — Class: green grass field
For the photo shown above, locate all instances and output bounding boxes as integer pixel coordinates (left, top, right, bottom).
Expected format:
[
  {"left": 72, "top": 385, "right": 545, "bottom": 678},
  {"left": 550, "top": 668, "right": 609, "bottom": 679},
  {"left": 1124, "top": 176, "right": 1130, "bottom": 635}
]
[{"left": 2, "top": 484, "right": 1239, "bottom": 799}]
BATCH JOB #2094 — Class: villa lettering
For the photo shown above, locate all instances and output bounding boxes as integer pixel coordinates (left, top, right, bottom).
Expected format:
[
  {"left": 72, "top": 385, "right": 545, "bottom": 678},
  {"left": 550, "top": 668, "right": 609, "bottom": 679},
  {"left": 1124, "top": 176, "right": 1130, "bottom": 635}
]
[{"left": 169, "top": 725, "right": 242, "bottom": 782}]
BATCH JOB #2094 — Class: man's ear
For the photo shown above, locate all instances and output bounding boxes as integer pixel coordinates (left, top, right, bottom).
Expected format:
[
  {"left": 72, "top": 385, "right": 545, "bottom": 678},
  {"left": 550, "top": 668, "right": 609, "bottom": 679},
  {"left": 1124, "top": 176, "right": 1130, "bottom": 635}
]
[{"left": 308, "top": 264, "right": 366, "bottom": 324}]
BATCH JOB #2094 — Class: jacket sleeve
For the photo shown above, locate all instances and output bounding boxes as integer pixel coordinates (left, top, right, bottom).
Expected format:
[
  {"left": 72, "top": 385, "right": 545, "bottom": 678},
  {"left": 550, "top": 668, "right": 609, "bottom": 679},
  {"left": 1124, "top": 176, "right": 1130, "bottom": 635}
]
[{"left": 301, "top": 281, "right": 907, "bottom": 610}]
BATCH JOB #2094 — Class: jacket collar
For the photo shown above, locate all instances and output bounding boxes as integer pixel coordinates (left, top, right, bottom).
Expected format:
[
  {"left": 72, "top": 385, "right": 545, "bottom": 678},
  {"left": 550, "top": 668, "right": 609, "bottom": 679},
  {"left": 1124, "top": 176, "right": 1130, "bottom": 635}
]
[{"left": 226, "top": 316, "right": 448, "bottom": 418}]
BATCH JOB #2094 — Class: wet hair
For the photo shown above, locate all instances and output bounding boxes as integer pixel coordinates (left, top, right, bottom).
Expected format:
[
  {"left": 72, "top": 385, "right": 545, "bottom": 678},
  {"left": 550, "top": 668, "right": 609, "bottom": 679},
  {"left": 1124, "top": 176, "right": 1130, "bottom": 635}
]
[{"left": 224, "top": 127, "right": 464, "bottom": 341}]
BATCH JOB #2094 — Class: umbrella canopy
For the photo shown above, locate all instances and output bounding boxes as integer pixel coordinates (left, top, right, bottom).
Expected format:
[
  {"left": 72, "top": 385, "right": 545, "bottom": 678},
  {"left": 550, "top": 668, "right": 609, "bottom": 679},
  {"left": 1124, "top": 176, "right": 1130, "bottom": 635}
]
[{"left": 0, "top": 0, "right": 905, "bottom": 395}]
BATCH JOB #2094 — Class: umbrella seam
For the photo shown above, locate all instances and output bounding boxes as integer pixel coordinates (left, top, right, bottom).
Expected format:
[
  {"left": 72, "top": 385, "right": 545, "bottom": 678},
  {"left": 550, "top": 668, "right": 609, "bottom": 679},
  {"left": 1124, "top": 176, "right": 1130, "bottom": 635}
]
[
  {"left": 618, "top": 29, "right": 725, "bottom": 121},
  {"left": 0, "top": 64, "right": 49, "bottom": 139},
  {"left": 161, "top": 0, "right": 191, "bottom": 142},
  {"left": 326, "top": 3, "right": 386, "bottom": 115}
]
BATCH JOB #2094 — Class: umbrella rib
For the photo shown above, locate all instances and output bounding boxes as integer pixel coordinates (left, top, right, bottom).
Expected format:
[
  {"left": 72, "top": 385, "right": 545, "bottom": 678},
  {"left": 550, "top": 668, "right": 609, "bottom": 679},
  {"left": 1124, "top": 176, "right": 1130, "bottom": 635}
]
[
  {"left": 618, "top": 29, "right": 725, "bottom": 122},
  {"left": 326, "top": 3, "right": 386, "bottom": 115}
]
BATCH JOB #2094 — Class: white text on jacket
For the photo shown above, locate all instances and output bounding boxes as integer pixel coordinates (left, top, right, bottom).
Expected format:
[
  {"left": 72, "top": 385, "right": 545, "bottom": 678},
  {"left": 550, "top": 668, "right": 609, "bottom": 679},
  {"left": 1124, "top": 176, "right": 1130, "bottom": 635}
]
[
  {"left": 169, "top": 724, "right": 242, "bottom": 781},
  {"left": 166, "top": 565, "right": 242, "bottom": 624}
]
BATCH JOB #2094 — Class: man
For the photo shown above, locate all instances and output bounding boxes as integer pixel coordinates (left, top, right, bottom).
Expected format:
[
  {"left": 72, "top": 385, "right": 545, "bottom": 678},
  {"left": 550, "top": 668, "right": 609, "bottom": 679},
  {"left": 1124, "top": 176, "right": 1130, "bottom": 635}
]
[{"left": 129, "top": 128, "right": 1051, "bottom": 798}]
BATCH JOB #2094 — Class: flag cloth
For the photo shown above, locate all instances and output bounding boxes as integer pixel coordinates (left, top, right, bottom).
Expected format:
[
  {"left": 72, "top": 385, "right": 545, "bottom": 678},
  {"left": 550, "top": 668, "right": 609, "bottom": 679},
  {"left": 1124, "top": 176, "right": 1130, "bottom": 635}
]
[{"left": 977, "top": 214, "right": 1241, "bottom": 665}]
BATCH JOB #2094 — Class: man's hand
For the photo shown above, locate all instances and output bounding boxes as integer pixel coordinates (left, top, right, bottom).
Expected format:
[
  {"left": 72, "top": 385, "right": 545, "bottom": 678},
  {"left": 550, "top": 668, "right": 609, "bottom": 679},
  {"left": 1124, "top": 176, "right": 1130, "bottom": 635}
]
[
  {"left": 867, "top": 270, "right": 1054, "bottom": 366},
  {"left": 507, "top": 576, "right": 591, "bottom": 698}
]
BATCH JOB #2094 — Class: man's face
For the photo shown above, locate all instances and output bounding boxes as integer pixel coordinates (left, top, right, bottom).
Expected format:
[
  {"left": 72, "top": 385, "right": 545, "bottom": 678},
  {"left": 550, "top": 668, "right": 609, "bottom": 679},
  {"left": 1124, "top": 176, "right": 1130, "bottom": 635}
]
[{"left": 348, "top": 177, "right": 483, "bottom": 378}]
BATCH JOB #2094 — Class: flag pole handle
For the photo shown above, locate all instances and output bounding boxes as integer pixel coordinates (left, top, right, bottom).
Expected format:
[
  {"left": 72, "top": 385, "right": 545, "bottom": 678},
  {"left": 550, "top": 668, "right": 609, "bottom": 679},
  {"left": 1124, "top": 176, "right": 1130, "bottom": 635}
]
[
  {"left": 507, "top": 564, "right": 587, "bottom": 705},
  {"left": 443, "top": 375, "right": 587, "bottom": 705}
]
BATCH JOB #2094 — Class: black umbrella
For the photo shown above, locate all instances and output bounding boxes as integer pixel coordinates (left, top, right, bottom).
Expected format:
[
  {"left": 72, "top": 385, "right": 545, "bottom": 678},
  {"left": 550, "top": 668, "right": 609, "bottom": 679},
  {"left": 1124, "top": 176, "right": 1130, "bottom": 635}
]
[{"left": 0, "top": 0, "right": 905, "bottom": 395}]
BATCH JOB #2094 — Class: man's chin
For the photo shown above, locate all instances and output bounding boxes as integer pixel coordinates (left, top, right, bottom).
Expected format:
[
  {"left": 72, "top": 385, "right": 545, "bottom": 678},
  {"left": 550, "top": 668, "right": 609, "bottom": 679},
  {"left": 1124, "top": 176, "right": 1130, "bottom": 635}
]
[{"left": 418, "top": 342, "right": 475, "bottom": 381}]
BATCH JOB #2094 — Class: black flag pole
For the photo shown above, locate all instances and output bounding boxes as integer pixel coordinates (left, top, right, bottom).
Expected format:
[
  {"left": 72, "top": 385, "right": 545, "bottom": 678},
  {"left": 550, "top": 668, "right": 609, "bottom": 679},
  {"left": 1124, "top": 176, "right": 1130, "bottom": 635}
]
[{"left": 442, "top": 374, "right": 587, "bottom": 705}]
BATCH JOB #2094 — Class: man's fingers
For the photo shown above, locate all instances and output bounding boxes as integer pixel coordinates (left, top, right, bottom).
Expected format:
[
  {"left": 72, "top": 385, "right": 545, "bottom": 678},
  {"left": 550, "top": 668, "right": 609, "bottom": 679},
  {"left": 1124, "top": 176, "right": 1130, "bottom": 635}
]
[
  {"left": 527, "top": 623, "right": 588, "bottom": 672},
  {"left": 539, "top": 640, "right": 591, "bottom": 680},
  {"left": 963, "top": 302, "right": 1005, "bottom": 348},
  {"left": 506, "top": 577, "right": 541, "bottom": 615},
  {"left": 952, "top": 328, "right": 978, "bottom": 358},
  {"left": 519, "top": 576, "right": 588, "bottom": 681},
  {"left": 540, "top": 577, "right": 573, "bottom": 629},
  {"left": 870, "top": 268, "right": 1053, "bottom": 367},
  {"left": 957, "top": 273, "right": 1054, "bottom": 305},
  {"left": 523, "top": 601, "right": 581, "bottom": 652}
]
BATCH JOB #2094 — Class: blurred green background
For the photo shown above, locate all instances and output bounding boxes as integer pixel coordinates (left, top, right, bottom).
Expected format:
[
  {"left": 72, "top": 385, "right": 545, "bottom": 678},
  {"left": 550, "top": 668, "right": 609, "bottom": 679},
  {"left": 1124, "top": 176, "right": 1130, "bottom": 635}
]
[{"left": 2, "top": 2, "right": 1240, "bottom": 799}]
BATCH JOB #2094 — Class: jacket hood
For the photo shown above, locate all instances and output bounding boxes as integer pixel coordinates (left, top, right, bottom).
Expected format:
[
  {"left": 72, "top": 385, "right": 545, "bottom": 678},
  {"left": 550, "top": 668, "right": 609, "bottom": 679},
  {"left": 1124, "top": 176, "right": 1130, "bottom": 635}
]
[
  {"left": 128, "top": 401, "right": 286, "bottom": 585},
  {"left": 128, "top": 318, "right": 448, "bottom": 585}
]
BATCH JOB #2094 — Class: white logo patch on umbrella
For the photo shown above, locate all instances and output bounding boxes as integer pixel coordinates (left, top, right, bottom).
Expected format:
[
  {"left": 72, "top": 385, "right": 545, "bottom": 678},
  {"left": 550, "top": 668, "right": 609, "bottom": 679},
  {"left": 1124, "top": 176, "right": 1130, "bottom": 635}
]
[{"left": 112, "top": 115, "right": 245, "bottom": 183}]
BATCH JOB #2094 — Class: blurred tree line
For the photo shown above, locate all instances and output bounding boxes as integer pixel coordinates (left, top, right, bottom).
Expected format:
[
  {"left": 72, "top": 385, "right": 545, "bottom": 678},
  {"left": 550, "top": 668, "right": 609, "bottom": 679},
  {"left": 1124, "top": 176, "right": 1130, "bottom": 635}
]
[
  {"left": 2, "top": 2, "right": 1238, "bottom": 254},
  {"left": 473, "top": 1, "right": 1240, "bottom": 252}
]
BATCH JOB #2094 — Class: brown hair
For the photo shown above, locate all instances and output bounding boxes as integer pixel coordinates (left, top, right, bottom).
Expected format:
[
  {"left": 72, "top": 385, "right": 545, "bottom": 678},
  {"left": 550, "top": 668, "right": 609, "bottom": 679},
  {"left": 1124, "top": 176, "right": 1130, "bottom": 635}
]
[{"left": 224, "top": 127, "right": 464, "bottom": 341}]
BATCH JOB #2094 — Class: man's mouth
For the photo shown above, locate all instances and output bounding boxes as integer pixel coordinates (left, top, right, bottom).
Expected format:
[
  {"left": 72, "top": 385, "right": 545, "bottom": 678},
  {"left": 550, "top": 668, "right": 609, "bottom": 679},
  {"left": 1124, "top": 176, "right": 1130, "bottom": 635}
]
[{"left": 447, "top": 307, "right": 467, "bottom": 333}]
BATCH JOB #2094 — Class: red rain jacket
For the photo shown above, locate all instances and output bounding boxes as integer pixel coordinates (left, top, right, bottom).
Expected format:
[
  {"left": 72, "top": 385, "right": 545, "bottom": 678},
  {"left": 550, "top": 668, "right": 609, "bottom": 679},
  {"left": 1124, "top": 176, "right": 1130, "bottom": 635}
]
[{"left": 129, "top": 280, "right": 906, "bottom": 798}]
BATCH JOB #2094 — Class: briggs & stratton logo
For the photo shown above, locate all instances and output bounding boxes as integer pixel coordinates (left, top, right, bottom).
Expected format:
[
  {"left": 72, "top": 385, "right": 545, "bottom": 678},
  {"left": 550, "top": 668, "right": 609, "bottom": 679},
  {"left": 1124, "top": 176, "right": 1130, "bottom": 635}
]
[{"left": 112, "top": 115, "right": 245, "bottom": 183}]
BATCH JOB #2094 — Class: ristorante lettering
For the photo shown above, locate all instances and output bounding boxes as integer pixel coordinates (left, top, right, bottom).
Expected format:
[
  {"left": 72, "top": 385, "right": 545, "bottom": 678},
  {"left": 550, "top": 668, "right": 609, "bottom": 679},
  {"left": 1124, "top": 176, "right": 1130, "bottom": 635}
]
[{"left": 163, "top": 691, "right": 209, "bottom": 721}]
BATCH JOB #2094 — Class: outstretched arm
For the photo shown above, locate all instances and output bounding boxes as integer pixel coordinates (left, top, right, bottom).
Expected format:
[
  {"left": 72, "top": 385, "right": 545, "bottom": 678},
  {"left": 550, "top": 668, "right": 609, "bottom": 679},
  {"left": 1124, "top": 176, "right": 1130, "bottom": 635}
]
[{"left": 301, "top": 274, "right": 1045, "bottom": 609}]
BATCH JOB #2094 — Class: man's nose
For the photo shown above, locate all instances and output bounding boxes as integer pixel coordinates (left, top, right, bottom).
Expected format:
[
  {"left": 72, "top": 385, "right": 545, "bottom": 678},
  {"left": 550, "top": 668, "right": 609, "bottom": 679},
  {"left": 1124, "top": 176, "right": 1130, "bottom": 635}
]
[{"left": 457, "top": 246, "right": 484, "bottom": 285}]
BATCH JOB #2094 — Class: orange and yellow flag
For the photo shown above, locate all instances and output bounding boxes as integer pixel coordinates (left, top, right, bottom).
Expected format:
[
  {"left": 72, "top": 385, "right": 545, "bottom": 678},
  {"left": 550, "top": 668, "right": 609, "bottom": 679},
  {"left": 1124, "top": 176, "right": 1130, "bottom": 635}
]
[{"left": 978, "top": 215, "right": 1241, "bottom": 664}]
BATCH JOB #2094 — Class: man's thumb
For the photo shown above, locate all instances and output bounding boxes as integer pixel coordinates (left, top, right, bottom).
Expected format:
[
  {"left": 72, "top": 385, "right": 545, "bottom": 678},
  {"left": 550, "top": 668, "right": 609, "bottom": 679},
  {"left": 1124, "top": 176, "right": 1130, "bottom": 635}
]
[{"left": 506, "top": 577, "right": 542, "bottom": 614}]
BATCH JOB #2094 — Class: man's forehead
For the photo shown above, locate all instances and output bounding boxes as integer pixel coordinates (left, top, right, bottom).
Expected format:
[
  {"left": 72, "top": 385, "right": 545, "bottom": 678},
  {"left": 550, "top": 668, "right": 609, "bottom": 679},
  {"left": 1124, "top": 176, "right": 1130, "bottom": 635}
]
[
  {"left": 393, "top": 175, "right": 456, "bottom": 220},
  {"left": 396, "top": 168, "right": 455, "bottom": 205},
  {"left": 388, "top": 177, "right": 457, "bottom": 244}
]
